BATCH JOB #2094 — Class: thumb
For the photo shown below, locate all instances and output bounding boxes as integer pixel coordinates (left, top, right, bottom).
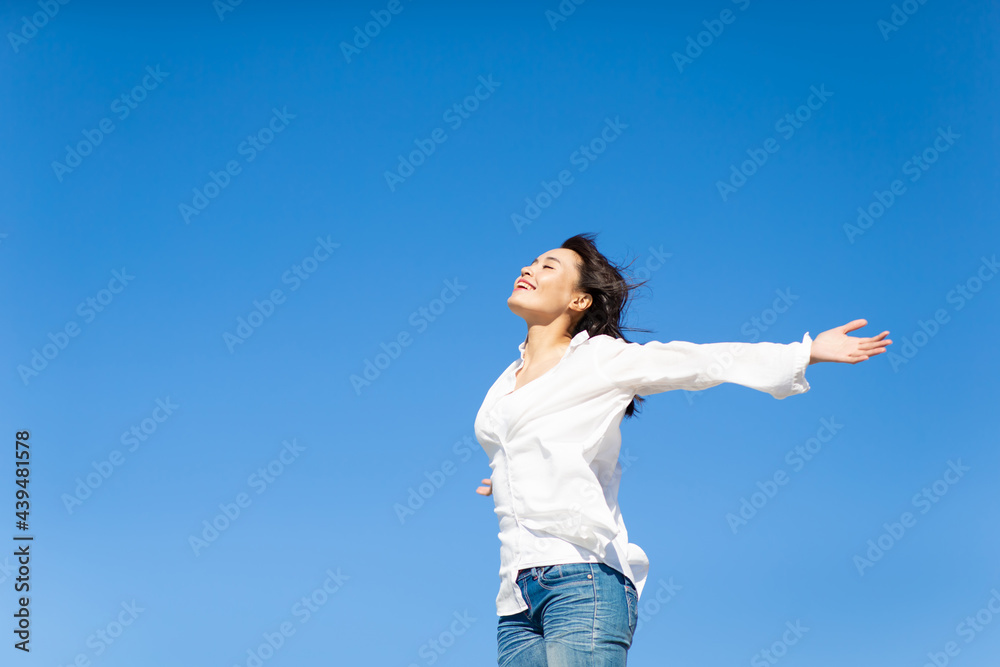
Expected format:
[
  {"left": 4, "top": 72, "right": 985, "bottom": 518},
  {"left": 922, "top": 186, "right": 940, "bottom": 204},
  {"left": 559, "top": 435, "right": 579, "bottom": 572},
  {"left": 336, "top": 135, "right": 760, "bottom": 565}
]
[{"left": 839, "top": 318, "right": 868, "bottom": 334}]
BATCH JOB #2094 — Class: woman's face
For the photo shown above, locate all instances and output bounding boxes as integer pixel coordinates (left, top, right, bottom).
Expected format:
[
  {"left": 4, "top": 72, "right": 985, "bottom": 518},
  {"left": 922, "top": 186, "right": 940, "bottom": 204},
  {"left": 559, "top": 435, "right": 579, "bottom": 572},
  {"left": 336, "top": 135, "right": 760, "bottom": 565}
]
[{"left": 507, "top": 247, "right": 591, "bottom": 325}]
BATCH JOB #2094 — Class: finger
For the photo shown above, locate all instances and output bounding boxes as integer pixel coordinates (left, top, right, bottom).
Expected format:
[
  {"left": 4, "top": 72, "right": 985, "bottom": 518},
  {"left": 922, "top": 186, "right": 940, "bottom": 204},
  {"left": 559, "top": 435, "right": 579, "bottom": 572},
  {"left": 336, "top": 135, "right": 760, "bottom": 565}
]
[
  {"left": 860, "top": 334, "right": 892, "bottom": 347},
  {"left": 840, "top": 318, "right": 868, "bottom": 333}
]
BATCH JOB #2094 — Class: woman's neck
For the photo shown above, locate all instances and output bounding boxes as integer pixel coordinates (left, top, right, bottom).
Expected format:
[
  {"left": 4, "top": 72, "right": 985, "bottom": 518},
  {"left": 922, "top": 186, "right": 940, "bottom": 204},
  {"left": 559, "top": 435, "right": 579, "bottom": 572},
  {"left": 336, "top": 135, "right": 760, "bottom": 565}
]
[{"left": 522, "top": 323, "right": 574, "bottom": 365}]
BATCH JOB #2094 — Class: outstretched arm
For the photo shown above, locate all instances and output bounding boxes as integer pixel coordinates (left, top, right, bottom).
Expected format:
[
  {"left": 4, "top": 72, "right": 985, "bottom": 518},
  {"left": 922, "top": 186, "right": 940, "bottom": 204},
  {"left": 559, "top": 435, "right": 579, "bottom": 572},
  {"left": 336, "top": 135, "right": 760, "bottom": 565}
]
[
  {"left": 594, "top": 330, "right": 812, "bottom": 399},
  {"left": 593, "top": 317, "right": 892, "bottom": 399},
  {"left": 475, "top": 320, "right": 891, "bottom": 496},
  {"left": 809, "top": 319, "right": 891, "bottom": 364}
]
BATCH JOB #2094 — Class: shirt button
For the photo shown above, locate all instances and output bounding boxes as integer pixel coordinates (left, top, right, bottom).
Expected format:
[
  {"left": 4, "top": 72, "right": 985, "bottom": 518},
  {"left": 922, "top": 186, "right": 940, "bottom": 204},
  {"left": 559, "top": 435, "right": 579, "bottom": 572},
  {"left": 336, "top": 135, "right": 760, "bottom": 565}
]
[{"left": 587, "top": 574, "right": 592, "bottom": 579}]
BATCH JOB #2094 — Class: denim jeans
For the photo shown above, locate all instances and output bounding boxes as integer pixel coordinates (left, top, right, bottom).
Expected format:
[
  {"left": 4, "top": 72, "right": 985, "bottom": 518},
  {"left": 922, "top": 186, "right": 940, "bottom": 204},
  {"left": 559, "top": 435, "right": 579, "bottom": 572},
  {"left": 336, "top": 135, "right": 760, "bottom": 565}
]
[{"left": 497, "top": 562, "right": 638, "bottom": 666}]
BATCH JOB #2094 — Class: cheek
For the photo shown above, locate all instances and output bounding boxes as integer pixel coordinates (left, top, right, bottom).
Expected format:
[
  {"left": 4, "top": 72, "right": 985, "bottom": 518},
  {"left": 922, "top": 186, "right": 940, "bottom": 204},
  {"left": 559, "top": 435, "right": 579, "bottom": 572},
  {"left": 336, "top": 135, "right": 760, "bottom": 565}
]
[{"left": 539, "top": 284, "right": 569, "bottom": 306}]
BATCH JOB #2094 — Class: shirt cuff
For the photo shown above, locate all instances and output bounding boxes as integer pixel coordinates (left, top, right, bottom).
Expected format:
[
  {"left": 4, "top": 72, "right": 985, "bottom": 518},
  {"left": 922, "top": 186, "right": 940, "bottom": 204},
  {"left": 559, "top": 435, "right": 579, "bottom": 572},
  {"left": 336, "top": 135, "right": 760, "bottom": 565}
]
[{"left": 784, "top": 331, "right": 812, "bottom": 398}]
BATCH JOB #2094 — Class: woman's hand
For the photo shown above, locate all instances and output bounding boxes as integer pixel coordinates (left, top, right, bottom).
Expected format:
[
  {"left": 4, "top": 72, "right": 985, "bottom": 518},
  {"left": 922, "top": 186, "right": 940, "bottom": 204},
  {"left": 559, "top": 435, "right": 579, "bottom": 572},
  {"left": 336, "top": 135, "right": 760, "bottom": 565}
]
[
  {"left": 809, "top": 319, "right": 892, "bottom": 364},
  {"left": 476, "top": 478, "right": 492, "bottom": 496}
]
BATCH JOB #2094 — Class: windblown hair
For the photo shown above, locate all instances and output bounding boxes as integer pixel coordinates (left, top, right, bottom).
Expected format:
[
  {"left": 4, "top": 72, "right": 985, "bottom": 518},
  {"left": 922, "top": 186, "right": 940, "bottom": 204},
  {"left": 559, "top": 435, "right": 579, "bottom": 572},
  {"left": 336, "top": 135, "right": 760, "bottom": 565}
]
[{"left": 560, "top": 232, "right": 652, "bottom": 418}]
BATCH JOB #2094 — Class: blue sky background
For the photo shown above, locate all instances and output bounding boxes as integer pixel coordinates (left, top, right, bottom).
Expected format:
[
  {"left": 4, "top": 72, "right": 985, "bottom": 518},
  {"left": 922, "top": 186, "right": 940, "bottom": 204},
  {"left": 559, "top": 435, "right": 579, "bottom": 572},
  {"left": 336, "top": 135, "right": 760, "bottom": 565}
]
[{"left": 1, "top": 0, "right": 998, "bottom": 665}]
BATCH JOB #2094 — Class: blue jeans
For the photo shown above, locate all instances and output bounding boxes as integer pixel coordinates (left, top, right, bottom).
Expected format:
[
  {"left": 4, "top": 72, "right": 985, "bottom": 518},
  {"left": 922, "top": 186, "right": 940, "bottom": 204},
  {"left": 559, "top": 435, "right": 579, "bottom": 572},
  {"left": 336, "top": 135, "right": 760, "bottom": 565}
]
[{"left": 497, "top": 562, "right": 638, "bottom": 666}]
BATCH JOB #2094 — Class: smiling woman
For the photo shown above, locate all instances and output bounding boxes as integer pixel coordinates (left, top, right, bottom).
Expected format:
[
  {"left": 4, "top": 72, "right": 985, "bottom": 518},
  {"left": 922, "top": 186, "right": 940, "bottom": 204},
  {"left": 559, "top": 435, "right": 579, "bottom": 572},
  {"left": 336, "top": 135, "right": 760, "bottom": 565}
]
[{"left": 472, "top": 232, "right": 892, "bottom": 666}]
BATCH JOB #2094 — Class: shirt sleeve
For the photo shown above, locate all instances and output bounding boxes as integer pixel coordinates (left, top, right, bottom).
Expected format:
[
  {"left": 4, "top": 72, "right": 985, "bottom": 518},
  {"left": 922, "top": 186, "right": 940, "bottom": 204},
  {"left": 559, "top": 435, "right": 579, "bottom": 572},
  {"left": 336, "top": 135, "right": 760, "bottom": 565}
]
[{"left": 593, "top": 332, "right": 812, "bottom": 399}]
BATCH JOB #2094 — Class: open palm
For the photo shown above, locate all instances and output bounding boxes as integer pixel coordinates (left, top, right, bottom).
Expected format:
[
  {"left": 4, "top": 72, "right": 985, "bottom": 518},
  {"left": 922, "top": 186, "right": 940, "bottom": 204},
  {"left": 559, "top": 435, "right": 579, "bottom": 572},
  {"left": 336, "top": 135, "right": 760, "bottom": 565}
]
[{"left": 810, "top": 319, "right": 892, "bottom": 364}]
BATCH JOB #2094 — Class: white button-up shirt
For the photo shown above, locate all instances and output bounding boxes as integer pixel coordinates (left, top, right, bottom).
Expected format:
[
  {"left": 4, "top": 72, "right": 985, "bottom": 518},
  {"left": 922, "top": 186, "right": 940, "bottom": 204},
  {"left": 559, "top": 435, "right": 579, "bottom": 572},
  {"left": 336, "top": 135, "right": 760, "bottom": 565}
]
[{"left": 474, "top": 328, "right": 813, "bottom": 617}]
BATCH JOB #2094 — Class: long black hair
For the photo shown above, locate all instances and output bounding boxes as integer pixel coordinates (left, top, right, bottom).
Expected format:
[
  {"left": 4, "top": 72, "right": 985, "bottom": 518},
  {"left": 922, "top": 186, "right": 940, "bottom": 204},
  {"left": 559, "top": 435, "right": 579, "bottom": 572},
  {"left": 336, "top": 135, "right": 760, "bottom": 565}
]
[{"left": 560, "top": 232, "right": 652, "bottom": 418}]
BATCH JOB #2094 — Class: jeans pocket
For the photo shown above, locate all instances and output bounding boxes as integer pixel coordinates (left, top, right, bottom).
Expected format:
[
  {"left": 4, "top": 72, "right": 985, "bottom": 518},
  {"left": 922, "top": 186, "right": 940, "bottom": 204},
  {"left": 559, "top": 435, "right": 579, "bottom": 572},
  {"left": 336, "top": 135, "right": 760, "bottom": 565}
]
[{"left": 537, "top": 563, "right": 594, "bottom": 590}]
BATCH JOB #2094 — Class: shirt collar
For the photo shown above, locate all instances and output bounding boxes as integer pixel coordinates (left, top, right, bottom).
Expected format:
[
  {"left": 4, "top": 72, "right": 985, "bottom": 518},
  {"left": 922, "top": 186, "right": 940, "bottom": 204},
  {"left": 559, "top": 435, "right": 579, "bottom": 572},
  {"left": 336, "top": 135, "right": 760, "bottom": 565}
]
[{"left": 517, "top": 329, "right": 591, "bottom": 360}]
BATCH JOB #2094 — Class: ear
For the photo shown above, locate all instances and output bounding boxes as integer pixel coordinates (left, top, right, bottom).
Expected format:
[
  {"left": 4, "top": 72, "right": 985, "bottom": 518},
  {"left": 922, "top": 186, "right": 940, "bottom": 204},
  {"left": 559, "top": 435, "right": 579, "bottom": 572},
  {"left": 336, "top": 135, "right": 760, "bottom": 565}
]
[{"left": 570, "top": 292, "right": 592, "bottom": 312}]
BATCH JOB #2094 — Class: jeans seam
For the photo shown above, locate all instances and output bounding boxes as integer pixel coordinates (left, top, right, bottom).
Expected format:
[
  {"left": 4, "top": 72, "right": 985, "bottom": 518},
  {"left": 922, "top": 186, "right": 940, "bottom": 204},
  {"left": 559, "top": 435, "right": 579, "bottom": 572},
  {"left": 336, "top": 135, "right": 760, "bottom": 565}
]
[
  {"left": 590, "top": 563, "right": 597, "bottom": 656},
  {"left": 537, "top": 563, "right": 593, "bottom": 591},
  {"left": 518, "top": 573, "right": 532, "bottom": 616},
  {"left": 625, "top": 582, "right": 637, "bottom": 636}
]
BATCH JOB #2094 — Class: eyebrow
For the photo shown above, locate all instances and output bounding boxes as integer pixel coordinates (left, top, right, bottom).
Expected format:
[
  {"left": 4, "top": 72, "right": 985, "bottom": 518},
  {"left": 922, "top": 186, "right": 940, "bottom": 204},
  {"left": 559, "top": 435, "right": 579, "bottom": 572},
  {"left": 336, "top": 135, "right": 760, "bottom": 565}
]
[{"left": 529, "top": 257, "right": 562, "bottom": 265}]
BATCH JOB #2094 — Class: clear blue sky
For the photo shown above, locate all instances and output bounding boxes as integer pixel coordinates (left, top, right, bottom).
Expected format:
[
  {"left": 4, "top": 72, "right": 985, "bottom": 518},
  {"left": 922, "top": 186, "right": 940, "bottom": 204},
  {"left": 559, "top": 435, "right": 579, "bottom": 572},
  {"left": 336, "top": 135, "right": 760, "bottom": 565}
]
[{"left": 2, "top": 1, "right": 998, "bottom": 665}]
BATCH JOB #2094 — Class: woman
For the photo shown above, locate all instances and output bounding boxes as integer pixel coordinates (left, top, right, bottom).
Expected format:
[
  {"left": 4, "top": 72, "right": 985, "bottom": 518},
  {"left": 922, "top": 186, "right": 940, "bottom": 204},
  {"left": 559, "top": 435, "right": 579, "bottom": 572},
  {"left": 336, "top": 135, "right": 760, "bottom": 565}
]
[{"left": 473, "top": 233, "right": 891, "bottom": 666}]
